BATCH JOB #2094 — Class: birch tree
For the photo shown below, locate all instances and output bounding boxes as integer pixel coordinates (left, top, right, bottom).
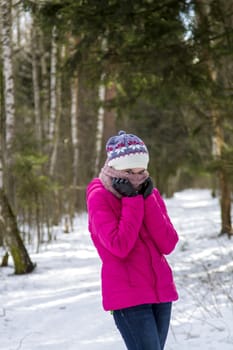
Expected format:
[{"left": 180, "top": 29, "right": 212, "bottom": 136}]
[
  {"left": 31, "top": 15, "right": 42, "bottom": 145},
  {"left": 1, "top": 0, "right": 15, "bottom": 153},
  {"left": 94, "top": 76, "right": 105, "bottom": 175},
  {"left": 94, "top": 79, "right": 117, "bottom": 175},
  {"left": 48, "top": 25, "right": 57, "bottom": 144},
  {"left": 101, "top": 81, "right": 117, "bottom": 159},
  {"left": 12, "top": 0, "right": 22, "bottom": 50},
  {"left": 39, "top": 29, "right": 50, "bottom": 139},
  {"left": 48, "top": 25, "right": 58, "bottom": 176},
  {"left": 0, "top": 0, "right": 35, "bottom": 273},
  {"left": 71, "top": 75, "right": 79, "bottom": 188}
]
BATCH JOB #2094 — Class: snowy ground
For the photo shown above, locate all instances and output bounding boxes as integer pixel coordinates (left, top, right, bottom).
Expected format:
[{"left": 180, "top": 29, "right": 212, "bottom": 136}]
[{"left": 1, "top": 189, "right": 233, "bottom": 350}]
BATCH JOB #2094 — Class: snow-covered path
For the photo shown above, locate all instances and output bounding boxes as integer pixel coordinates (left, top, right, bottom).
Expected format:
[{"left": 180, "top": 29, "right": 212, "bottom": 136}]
[{"left": 1, "top": 189, "right": 233, "bottom": 350}]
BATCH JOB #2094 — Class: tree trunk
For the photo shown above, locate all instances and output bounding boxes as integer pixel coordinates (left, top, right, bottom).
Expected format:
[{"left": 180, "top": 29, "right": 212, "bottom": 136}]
[
  {"left": 211, "top": 108, "right": 232, "bottom": 236},
  {"left": 49, "top": 26, "right": 59, "bottom": 176},
  {"left": 101, "top": 82, "right": 117, "bottom": 163},
  {"left": 49, "top": 69, "right": 61, "bottom": 176},
  {"left": 69, "top": 75, "right": 79, "bottom": 219},
  {"left": 195, "top": 0, "right": 232, "bottom": 236},
  {"left": 219, "top": 169, "right": 232, "bottom": 235},
  {"left": 31, "top": 17, "right": 42, "bottom": 146},
  {"left": 0, "top": 0, "right": 35, "bottom": 273},
  {"left": 71, "top": 75, "right": 79, "bottom": 187},
  {"left": 12, "top": 0, "right": 22, "bottom": 50},
  {"left": 94, "top": 75, "right": 106, "bottom": 175},
  {"left": 0, "top": 190, "right": 35, "bottom": 274},
  {"left": 48, "top": 26, "right": 57, "bottom": 143},
  {"left": 39, "top": 28, "right": 50, "bottom": 139},
  {"left": 1, "top": 0, "right": 15, "bottom": 152}
]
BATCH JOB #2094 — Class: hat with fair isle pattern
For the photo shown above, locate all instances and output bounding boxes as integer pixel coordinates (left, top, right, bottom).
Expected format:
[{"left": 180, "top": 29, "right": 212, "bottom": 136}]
[{"left": 106, "top": 130, "right": 149, "bottom": 170}]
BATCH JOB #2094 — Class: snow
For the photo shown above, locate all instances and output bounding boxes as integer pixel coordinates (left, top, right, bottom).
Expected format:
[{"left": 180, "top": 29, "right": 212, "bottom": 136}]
[{"left": 1, "top": 189, "right": 233, "bottom": 350}]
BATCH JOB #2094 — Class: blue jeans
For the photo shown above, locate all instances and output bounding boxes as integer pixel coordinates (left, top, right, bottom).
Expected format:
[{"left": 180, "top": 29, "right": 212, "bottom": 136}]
[{"left": 113, "top": 302, "right": 172, "bottom": 350}]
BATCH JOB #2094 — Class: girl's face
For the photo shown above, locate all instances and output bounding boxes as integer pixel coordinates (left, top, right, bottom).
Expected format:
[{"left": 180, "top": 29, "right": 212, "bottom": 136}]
[{"left": 124, "top": 168, "right": 146, "bottom": 175}]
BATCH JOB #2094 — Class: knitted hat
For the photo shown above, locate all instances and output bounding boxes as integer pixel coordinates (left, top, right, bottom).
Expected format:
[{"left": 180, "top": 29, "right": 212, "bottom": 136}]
[{"left": 106, "top": 130, "right": 149, "bottom": 170}]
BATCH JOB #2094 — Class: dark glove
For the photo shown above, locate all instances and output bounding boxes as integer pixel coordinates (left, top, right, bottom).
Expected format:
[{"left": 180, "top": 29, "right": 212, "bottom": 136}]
[
  {"left": 112, "top": 178, "right": 138, "bottom": 197},
  {"left": 139, "top": 177, "right": 154, "bottom": 199}
]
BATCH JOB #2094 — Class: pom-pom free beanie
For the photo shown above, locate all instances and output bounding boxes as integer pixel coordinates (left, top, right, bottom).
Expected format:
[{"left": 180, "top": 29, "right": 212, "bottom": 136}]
[{"left": 106, "top": 130, "right": 149, "bottom": 170}]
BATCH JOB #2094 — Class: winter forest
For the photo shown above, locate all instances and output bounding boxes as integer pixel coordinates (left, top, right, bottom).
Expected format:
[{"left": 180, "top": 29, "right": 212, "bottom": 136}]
[{"left": 0, "top": 0, "right": 233, "bottom": 349}]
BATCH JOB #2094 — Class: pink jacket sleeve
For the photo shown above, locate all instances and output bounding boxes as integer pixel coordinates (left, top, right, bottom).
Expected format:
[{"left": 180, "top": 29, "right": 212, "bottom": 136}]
[
  {"left": 143, "top": 188, "right": 178, "bottom": 255},
  {"left": 88, "top": 190, "right": 144, "bottom": 259}
]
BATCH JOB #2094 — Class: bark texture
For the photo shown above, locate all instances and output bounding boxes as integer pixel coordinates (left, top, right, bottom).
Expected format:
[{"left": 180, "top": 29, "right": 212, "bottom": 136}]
[{"left": 0, "top": 190, "right": 35, "bottom": 274}]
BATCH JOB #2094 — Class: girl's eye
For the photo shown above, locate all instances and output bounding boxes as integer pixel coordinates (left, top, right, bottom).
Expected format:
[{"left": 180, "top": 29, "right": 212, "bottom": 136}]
[{"left": 125, "top": 169, "right": 145, "bottom": 175}]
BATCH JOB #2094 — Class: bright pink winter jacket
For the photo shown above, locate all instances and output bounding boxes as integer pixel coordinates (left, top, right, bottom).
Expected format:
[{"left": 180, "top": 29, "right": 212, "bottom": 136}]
[{"left": 86, "top": 178, "right": 179, "bottom": 311}]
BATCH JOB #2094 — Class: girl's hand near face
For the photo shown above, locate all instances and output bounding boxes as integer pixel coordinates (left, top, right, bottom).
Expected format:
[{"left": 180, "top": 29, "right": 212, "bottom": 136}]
[{"left": 112, "top": 178, "right": 139, "bottom": 197}]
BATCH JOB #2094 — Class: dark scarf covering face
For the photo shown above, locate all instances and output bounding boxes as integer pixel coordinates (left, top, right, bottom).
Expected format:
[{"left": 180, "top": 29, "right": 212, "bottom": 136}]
[{"left": 99, "top": 161, "right": 149, "bottom": 198}]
